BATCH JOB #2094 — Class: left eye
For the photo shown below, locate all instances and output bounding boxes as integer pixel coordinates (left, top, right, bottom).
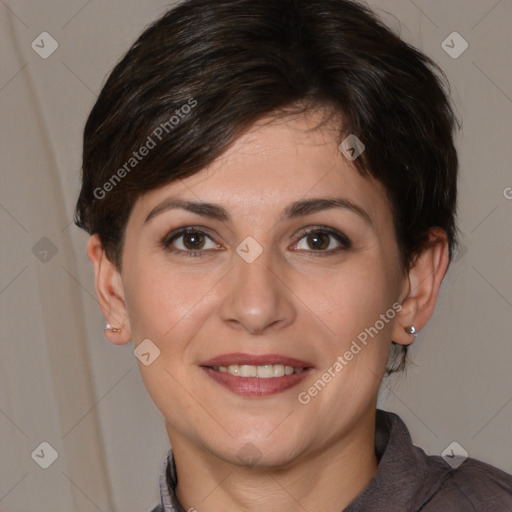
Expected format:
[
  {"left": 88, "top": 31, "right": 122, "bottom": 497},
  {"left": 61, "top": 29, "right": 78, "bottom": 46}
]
[{"left": 292, "top": 229, "right": 351, "bottom": 252}]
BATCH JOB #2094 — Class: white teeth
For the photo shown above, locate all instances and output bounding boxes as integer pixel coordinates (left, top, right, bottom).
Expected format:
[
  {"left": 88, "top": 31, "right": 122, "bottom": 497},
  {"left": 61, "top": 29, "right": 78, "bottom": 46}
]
[
  {"left": 273, "top": 365, "right": 285, "bottom": 377},
  {"left": 212, "top": 364, "right": 305, "bottom": 377},
  {"left": 257, "top": 365, "right": 274, "bottom": 378},
  {"left": 240, "top": 365, "right": 257, "bottom": 377},
  {"left": 227, "top": 364, "right": 239, "bottom": 375}
]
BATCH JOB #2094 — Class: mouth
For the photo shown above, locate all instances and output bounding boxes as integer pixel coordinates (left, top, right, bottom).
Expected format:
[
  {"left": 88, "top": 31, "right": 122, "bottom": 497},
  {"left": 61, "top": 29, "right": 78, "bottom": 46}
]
[
  {"left": 200, "top": 353, "right": 314, "bottom": 397},
  {"left": 209, "top": 364, "right": 306, "bottom": 377}
]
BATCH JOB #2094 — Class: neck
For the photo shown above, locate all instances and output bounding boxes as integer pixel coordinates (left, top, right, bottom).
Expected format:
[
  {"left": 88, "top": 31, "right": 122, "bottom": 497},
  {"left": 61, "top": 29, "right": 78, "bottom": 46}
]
[{"left": 167, "top": 408, "right": 378, "bottom": 512}]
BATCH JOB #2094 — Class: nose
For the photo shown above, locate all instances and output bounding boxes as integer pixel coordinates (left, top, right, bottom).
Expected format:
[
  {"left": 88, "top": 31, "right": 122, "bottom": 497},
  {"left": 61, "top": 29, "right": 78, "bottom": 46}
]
[{"left": 219, "top": 247, "right": 297, "bottom": 335}]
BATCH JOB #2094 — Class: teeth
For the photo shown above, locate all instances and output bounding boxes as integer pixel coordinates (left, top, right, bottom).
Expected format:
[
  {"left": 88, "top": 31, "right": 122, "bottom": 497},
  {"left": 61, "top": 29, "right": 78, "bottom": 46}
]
[
  {"left": 257, "top": 365, "right": 274, "bottom": 378},
  {"left": 240, "top": 365, "right": 257, "bottom": 377},
  {"left": 213, "top": 364, "right": 305, "bottom": 378},
  {"left": 227, "top": 364, "right": 238, "bottom": 375}
]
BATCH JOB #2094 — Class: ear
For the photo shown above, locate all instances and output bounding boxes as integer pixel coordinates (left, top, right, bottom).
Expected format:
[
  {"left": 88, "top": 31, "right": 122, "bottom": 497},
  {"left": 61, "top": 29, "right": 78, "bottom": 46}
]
[
  {"left": 392, "top": 227, "right": 450, "bottom": 346},
  {"left": 86, "top": 234, "right": 132, "bottom": 345}
]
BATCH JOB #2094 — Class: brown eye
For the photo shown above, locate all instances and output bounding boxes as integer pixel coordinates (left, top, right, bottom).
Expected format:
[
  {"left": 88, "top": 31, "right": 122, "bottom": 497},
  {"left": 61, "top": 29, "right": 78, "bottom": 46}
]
[
  {"left": 162, "top": 227, "right": 222, "bottom": 257},
  {"left": 306, "top": 232, "right": 330, "bottom": 250},
  {"left": 292, "top": 227, "right": 351, "bottom": 254},
  {"left": 182, "top": 231, "right": 206, "bottom": 250}
]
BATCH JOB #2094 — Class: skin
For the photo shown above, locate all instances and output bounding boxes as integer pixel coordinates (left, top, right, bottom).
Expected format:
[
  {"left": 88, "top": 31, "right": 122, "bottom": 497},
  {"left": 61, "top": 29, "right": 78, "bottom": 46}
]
[{"left": 87, "top": 110, "right": 449, "bottom": 512}]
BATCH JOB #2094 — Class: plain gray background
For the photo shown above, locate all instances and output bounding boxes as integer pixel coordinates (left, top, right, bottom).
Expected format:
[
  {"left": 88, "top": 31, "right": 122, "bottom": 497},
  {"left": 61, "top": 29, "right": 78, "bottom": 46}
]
[{"left": 1, "top": 0, "right": 511, "bottom": 510}]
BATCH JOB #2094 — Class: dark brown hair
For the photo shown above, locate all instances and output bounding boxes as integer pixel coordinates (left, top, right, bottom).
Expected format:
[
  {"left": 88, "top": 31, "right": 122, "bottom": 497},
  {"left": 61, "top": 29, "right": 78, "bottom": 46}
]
[{"left": 74, "top": 0, "right": 459, "bottom": 372}]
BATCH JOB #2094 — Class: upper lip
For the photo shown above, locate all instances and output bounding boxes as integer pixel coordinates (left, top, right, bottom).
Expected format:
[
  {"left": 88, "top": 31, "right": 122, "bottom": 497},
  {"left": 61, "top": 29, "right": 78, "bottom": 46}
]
[{"left": 200, "top": 353, "right": 314, "bottom": 368}]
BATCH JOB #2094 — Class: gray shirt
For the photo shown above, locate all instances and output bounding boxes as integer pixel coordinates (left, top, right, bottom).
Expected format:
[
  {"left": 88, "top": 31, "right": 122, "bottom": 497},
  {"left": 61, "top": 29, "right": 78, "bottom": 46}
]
[{"left": 149, "top": 409, "right": 512, "bottom": 511}]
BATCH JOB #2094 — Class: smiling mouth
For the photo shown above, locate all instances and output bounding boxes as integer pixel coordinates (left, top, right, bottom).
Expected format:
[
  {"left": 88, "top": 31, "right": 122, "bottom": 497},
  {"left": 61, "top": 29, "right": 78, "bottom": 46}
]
[
  {"left": 209, "top": 364, "right": 306, "bottom": 378},
  {"left": 200, "top": 353, "right": 313, "bottom": 396}
]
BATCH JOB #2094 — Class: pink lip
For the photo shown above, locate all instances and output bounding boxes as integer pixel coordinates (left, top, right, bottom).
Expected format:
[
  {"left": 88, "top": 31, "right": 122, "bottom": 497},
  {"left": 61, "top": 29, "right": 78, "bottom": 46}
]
[
  {"left": 200, "top": 352, "right": 314, "bottom": 368},
  {"left": 199, "top": 353, "right": 314, "bottom": 397}
]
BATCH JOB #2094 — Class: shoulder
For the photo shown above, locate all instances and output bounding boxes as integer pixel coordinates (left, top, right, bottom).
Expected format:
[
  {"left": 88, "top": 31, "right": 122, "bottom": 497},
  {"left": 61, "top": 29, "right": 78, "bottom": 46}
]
[
  {"left": 422, "top": 455, "right": 512, "bottom": 511},
  {"left": 364, "top": 410, "right": 512, "bottom": 511}
]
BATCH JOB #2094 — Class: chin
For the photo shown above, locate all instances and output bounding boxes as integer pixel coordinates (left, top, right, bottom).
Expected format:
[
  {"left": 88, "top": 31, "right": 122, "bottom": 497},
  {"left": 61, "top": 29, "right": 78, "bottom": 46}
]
[{"left": 208, "top": 429, "right": 306, "bottom": 469}]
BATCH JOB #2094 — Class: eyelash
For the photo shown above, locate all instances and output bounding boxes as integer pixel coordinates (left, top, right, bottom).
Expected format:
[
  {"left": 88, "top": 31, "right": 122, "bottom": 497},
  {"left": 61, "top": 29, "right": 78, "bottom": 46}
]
[{"left": 160, "top": 226, "right": 352, "bottom": 258}]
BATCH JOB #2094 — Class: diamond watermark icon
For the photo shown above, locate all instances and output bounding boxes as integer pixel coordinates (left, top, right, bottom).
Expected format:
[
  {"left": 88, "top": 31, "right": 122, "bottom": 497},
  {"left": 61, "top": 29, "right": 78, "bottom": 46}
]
[
  {"left": 134, "top": 338, "right": 161, "bottom": 366},
  {"left": 441, "top": 441, "right": 468, "bottom": 469},
  {"left": 236, "top": 236, "right": 263, "bottom": 263},
  {"left": 32, "top": 237, "right": 58, "bottom": 262},
  {"left": 31, "top": 441, "right": 59, "bottom": 469},
  {"left": 236, "top": 442, "right": 262, "bottom": 466},
  {"left": 339, "top": 134, "right": 365, "bottom": 161},
  {"left": 31, "top": 32, "right": 59, "bottom": 59},
  {"left": 452, "top": 241, "right": 468, "bottom": 264},
  {"left": 441, "top": 32, "right": 468, "bottom": 59}
]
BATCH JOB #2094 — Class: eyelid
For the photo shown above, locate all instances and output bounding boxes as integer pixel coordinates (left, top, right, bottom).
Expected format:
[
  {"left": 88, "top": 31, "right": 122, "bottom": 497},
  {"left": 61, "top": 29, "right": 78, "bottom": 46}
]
[
  {"left": 161, "top": 225, "right": 221, "bottom": 247},
  {"left": 291, "top": 225, "right": 352, "bottom": 251}
]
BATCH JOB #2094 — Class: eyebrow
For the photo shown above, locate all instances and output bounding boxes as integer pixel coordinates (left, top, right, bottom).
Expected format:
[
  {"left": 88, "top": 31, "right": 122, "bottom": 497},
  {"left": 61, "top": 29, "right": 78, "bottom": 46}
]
[{"left": 144, "top": 196, "right": 373, "bottom": 225}]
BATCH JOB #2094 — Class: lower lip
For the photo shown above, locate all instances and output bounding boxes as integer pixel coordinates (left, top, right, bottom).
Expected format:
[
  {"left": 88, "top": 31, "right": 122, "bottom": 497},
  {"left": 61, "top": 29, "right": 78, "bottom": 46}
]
[{"left": 201, "top": 367, "right": 312, "bottom": 397}]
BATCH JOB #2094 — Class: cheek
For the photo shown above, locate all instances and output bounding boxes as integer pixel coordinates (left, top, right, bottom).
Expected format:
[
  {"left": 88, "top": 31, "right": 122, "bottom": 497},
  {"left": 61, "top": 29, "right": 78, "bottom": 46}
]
[
  {"left": 297, "top": 265, "right": 397, "bottom": 415},
  {"left": 314, "top": 262, "right": 396, "bottom": 343},
  {"left": 122, "top": 261, "right": 220, "bottom": 429},
  {"left": 124, "top": 259, "right": 219, "bottom": 345}
]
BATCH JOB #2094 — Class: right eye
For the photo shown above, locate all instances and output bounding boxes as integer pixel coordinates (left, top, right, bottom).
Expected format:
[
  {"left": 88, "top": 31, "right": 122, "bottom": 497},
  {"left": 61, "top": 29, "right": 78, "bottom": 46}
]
[{"left": 161, "top": 227, "right": 223, "bottom": 258}]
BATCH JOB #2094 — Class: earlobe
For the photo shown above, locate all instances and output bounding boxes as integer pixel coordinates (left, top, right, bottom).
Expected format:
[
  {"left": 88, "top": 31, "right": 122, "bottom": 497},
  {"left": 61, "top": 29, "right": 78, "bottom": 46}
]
[
  {"left": 86, "top": 234, "right": 132, "bottom": 345},
  {"left": 392, "top": 228, "right": 450, "bottom": 346},
  {"left": 392, "top": 294, "right": 419, "bottom": 346}
]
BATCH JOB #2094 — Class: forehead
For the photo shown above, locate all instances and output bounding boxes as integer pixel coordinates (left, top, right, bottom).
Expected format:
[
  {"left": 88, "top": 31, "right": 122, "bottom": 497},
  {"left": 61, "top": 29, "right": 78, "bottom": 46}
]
[{"left": 130, "top": 111, "right": 393, "bottom": 231}]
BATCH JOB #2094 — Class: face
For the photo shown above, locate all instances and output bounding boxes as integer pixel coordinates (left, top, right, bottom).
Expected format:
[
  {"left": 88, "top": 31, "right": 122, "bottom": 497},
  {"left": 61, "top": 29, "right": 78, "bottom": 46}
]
[{"left": 111, "top": 111, "right": 412, "bottom": 467}]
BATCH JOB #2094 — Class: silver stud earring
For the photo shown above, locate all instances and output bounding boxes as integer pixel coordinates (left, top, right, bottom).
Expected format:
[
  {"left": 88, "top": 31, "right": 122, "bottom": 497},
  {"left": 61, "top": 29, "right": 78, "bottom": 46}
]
[
  {"left": 405, "top": 325, "right": 417, "bottom": 337},
  {"left": 104, "top": 323, "right": 121, "bottom": 333}
]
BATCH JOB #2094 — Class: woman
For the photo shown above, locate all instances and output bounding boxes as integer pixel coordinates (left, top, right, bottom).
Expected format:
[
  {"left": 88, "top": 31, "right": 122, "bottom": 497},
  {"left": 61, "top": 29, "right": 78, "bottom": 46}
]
[{"left": 74, "top": 0, "right": 512, "bottom": 510}]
